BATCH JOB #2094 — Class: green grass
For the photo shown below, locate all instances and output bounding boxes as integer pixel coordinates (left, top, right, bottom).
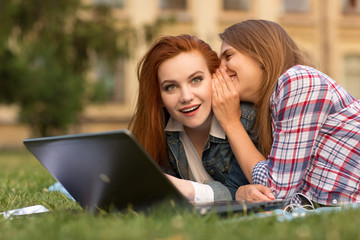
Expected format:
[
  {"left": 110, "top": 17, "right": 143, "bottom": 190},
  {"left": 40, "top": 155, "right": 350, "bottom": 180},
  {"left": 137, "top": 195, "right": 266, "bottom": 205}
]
[{"left": 1, "top": 150, "right": 360, "bottom": 240}]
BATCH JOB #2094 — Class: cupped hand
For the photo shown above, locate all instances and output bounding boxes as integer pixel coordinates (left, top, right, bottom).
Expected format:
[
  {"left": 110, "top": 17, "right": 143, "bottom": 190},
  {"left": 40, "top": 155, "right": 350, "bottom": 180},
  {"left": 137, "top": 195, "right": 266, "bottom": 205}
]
[
  {"left": 212, "top": 68, "right": 242, "bottom": 129},
  {"left": 236, "top": 184, "right": 276, "bottom": 202}
]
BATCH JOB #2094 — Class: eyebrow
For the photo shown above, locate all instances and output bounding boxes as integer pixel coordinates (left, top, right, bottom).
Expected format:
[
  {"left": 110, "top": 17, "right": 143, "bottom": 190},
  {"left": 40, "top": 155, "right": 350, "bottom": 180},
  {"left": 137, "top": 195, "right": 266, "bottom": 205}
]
[
  {"left": 188, "top": 71, "right": 204, "bottom": 80},
  {"left": 160, "top": 70, "right": 204, "bottom": 87},
  {"left": 160, "top": 79, "right": 175, "bottom": 87}
]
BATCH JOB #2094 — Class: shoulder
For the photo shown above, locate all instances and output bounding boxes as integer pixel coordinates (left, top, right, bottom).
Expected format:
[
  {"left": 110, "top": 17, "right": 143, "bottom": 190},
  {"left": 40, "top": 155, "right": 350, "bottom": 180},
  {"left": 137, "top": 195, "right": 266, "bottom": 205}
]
[
  {"left": 271, "top": 65, "right": 335, "bottom": 112},
  {"left": 279, "top": 65, "right": 323, "bottom": 83},
  {"left": 275, "top": 65, "right": 331, "bottom": 95}
]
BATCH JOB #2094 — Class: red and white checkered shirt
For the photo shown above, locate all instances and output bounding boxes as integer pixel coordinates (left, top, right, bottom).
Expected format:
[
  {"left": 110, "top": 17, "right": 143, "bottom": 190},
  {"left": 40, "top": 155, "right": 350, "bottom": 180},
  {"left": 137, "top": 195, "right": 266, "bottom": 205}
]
[{"left": 252, "top": 65, "right": 360, "bottom": 206}]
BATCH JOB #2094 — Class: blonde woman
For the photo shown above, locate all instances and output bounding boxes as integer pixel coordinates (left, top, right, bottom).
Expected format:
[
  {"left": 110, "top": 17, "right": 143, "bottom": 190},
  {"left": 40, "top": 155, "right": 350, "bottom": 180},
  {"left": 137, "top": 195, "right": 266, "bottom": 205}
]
[{"left": 213, "top": 19, "right": 360, "bottom": 206}]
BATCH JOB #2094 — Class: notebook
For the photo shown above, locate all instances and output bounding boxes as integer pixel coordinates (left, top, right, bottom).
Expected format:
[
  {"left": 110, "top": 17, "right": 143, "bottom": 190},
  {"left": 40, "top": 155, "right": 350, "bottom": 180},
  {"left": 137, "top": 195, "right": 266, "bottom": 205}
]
[{"left": 23, "top": 130, "right": 286, "bottom": 215}]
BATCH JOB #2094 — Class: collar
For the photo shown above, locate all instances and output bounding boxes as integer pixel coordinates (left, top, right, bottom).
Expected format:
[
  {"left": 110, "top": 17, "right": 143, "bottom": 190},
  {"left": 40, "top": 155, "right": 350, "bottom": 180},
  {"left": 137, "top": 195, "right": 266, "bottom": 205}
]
[{"left": 164, "top": 115, "right": 226, "bottom": 140}]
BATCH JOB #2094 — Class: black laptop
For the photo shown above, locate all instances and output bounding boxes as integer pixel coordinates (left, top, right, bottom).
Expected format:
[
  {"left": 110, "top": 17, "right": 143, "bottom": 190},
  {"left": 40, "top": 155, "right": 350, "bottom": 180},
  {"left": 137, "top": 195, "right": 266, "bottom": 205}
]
[{"left": 23, "top": 130, "right": 286, "bottom": 215}]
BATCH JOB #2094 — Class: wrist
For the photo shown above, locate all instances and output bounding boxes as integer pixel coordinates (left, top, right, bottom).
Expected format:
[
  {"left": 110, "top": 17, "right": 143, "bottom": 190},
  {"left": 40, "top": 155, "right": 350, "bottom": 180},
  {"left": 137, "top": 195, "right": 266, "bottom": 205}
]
[
  {"left": 182, "top": 179, "right": 196, "bottom": 201},
  {"left": 235, "top": 185, "right": 246, "bottom": 201},
  {"left": 222, "top": 119, "right": 245, "bottom": 135}
]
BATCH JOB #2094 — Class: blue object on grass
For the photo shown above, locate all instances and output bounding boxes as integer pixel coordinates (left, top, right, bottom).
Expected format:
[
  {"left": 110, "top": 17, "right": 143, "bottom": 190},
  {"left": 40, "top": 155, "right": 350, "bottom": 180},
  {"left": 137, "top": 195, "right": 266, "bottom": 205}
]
[{"left": 48, "top": 182, "right": 76, "bottom": 201}]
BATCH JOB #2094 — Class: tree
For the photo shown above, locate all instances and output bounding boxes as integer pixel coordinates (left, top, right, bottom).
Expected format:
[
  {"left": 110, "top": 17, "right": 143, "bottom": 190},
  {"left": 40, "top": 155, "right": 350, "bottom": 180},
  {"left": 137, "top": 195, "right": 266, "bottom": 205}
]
[{"left": 0, "top": 0, "right": 136, "bottom": 136}]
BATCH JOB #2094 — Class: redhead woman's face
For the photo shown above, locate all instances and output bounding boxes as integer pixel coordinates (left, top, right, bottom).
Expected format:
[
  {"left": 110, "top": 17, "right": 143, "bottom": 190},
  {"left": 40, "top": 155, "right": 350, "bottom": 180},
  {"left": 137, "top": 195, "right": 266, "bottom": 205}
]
[
  {"left": 219, "top": 41, "right": 263, "bottom": 103},
  {"left": 158, "top": 51, "right": 212, "bottom": 131}
]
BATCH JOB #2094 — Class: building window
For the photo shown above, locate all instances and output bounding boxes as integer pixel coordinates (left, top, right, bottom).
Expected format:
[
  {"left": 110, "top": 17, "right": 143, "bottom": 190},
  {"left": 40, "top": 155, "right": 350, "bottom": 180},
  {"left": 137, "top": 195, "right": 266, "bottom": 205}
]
[
  {"left": 93, "top": 0, "right": 124, "bottom": 8},
  {"left": 344, "top": 55, "right": 360, "bottom": 98},
  {"left": 342, "top": 0, "right": 360, "bottom": 14},
  {"left": 160, "top": 0, "right": 186, "bottom": 10},
  {"left": 283, "top": 0, "right": 309, "bottom": 13},
  {"left": 223, "top": 0, "right": 250, "bottom": 11}
]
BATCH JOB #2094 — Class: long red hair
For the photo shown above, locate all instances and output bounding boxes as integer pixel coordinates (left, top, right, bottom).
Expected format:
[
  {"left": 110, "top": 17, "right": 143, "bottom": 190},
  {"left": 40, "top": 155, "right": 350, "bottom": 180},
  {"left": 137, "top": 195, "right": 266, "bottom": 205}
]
[{"left": 128, "top": 34, "right": 220, "bottom": 167}]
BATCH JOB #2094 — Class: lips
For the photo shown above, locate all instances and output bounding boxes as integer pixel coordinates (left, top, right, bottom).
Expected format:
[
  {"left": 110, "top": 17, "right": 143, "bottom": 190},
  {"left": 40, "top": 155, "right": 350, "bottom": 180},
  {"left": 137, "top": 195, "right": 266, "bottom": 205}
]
[{"left": 179, "top": 104, "right": 200, "bottom": 113}]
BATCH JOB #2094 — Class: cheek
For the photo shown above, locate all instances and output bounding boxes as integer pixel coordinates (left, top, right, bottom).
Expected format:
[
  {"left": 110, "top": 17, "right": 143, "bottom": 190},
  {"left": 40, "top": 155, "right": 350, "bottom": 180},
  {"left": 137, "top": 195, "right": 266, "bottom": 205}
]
[
  {"left": 225, "top": 58, "right": 237, "bottom": 70},
  {"left": 205, "top": 86, "right": 213, "bottom": 99},
  {"left": 161, "top": 93, "right": 177, "bottom": 112},
  {"left": 199, "top": 85, "right": 213, "bottom": 105}
]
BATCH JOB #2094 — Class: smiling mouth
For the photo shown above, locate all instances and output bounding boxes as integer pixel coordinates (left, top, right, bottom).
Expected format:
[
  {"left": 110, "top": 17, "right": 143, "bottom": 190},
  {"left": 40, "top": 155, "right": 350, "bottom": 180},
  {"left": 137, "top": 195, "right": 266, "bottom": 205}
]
[{"left": 180, "top": 105, "right": 200, "bottom": 113}]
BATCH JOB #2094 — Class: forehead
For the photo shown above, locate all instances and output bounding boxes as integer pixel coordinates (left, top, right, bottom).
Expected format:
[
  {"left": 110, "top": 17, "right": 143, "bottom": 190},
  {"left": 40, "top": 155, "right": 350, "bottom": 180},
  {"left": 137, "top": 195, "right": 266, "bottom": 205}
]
[
  {"left": 158, "top": 51, "right": 208, "bottom": 80},
  {"left": 220, "top": 41, "right": 235, "bottom": 57}
]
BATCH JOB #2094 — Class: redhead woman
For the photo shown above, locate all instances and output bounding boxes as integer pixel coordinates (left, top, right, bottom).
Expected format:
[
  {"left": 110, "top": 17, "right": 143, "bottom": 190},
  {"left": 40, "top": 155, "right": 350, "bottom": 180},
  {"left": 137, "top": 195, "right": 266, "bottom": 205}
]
[
  {"left": 212, "top": 19, "right": 360, "bottom": 206},
  {"left": 128, "top": 34, "right": 258, "bottom": 202}
]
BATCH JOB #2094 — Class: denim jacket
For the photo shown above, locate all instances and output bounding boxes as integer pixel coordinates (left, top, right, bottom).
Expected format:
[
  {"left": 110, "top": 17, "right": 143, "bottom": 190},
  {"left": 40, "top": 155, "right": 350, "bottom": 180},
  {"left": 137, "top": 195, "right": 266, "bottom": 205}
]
[{"left": 165, "top": 102, "right": 257, "bottom": 201}]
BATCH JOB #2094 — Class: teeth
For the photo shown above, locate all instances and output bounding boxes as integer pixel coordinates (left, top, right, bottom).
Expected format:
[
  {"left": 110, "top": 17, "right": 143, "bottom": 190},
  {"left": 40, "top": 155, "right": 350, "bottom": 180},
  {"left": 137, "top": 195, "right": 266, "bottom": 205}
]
[{"left": 181, "top": 105, "right": 199, "bottom": 113}]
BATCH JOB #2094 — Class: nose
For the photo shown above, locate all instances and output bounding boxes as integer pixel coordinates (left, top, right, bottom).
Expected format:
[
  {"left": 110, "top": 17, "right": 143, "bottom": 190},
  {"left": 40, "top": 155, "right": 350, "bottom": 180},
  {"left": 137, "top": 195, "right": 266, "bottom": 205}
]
[
  {"left": 220, "top": 61, "right": 233, "bottom": 75},
  {"left": 179, "top": 86, "right": 194, "bottom": 103},
  {"left": 220, "top": 61, "right": 231, "bottom": 74},
  {"left": 220, "top": 60, "right": 227, "bottom": 69}
]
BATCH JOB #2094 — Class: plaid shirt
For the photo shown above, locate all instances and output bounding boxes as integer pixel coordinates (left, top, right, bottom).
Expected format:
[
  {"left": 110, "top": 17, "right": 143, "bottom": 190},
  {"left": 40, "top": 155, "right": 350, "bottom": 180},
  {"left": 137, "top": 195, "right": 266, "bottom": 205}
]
[{"left": 252, "top": 65, "right": 360, "bottom": 206}]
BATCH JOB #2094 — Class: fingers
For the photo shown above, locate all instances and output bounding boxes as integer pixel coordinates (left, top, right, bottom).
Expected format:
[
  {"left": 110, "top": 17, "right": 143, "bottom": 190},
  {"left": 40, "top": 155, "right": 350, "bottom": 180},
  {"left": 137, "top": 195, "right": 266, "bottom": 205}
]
[
  {"left": 260, "top": 186, "right": 276, "bottom": 200},
  {"left": 236, "top": 185, "right": 276, "bottom": 202},
  {"left": 212, "top": 68, "right": 235, "bottom": 102},
  {"left": 214, "top": 69, "right": 228, "bottom": 94},
  {"left": 214, "top": 68, "right": 240, "bottom": 103},
  {"left": 248, "top": 187, "right": 272, "bottom": 202},
  {"left": 252, "top": 185, "right": 276, "bottom": 201},
  {"left": 215, "top": 68, "right": 235, "bottom": 93},
  {"left": 212, "top": 73, "right": 223, "bottom": 100}
]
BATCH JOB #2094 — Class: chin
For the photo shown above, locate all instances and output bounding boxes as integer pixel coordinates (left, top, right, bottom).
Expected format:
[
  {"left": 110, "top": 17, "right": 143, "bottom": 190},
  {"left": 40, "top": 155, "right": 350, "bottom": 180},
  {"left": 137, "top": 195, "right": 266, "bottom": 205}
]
[{"left": 181, "top": 119, "right": 201, "bottom": 128}]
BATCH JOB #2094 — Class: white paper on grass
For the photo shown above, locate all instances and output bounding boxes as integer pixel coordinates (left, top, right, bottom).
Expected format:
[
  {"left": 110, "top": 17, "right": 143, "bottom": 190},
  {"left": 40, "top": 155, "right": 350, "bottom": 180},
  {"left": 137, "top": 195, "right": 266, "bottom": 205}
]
[{"left": 0, "top": 205, "right": 49, "bottom": 219}]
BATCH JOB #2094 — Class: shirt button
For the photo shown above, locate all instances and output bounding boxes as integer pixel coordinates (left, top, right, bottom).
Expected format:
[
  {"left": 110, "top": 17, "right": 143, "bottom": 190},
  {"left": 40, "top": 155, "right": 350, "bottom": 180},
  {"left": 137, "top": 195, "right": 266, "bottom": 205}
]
[{"left": 209, "top": 170, "right": 215, "bottom": 175}]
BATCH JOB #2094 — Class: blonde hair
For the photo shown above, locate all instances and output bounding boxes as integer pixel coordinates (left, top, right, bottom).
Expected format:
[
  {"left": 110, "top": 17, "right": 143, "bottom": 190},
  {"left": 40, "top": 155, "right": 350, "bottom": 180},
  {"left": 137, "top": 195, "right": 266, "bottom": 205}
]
[{"left": 220, "top": 19, "right": 313, "bottom": 157}]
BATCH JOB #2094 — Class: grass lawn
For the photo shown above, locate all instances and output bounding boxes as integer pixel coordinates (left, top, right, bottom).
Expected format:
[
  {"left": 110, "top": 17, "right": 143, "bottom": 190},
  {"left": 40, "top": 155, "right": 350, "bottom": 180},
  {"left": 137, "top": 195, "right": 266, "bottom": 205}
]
[{"left": 1, "top": 150, "right": 360, "bottom": 240}]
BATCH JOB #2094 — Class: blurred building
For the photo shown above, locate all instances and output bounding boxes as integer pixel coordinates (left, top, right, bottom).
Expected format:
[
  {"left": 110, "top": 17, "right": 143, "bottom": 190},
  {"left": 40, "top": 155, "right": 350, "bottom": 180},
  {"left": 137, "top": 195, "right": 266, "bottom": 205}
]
[{"left": 1, "top": 0, "right": 360, "bottom": 149}]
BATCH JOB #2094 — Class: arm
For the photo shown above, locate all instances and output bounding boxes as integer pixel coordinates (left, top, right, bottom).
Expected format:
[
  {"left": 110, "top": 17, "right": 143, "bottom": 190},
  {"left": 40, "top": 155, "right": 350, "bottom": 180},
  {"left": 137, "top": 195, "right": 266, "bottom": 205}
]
[
  {"left": 253, "top": 67, "right": 333, "bottom": 200},
  {"left": 165, "top": 174, "right": 232, "bottom": 201},
  {"left": 166, "top": 134, "right": 232, "bottom": 201},
  {"left": 212, "top": 68, "right": 265, "bottom": 182},
  {"left": 167, "top": 168, "right": 274, "bottom": 203},
  {"left": 165, "top": 174, "right": 195, "bottom": 201},
  {"left": 213, "top": 66, "right": 333, "bottom": 201}
]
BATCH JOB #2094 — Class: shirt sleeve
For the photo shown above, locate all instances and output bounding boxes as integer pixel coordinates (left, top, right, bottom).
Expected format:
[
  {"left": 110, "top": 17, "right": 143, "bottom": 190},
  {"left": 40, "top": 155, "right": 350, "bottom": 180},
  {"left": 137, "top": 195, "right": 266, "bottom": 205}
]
[
  {"left": 190, "top": 181, "right": 233, "bottom": 202},
  {"left": 252, "top": 161, "right": 269, "bottom": 186},
  {"left": 205, "top": 181, "right": 232, "bottom": 201},
  {"left": 190, "top": 181, "right": 214, "bottom": 202},
  {"left": 252, "top": 66, "right": 333, "bottom": 200}
]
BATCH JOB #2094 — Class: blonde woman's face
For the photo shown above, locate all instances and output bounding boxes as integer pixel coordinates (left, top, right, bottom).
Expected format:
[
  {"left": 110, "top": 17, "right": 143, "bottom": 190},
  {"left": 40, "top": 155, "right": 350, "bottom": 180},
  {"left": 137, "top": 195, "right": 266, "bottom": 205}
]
[
  {"left": 219, "top": 41, "right": 263, "bottom": 103},
  {"left": 158, "top": 51, "right": 213, "bottom": 131}
]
